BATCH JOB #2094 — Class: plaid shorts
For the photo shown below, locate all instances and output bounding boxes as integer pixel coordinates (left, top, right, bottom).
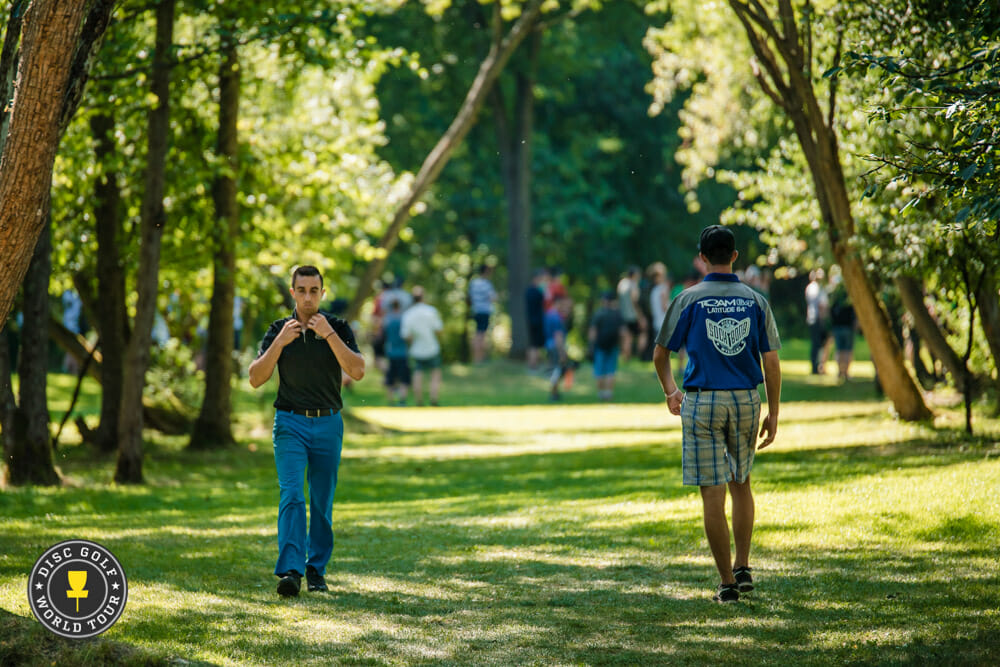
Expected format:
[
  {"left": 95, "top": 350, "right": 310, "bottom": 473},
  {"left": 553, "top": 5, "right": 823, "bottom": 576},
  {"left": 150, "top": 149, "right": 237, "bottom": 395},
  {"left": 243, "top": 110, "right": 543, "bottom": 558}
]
[{"left": 680, "top": 389, "right": 761, "bottom": 486}]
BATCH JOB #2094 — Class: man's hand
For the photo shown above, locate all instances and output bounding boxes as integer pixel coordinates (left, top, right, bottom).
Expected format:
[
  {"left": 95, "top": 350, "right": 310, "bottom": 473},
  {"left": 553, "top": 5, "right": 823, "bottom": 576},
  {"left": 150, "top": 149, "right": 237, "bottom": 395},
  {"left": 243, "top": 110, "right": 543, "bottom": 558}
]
[
  {"left": 308, "top": 314, "right": 334, "bottom": 340},
  {"left": 666, "top": 389, "right": 683, "bottom": 416},
  {"left": 758, "top": 412, "right": 778, "bottom": 449},
  {"left": 275, "top": 319, "right": 303, "bottom": 347}
]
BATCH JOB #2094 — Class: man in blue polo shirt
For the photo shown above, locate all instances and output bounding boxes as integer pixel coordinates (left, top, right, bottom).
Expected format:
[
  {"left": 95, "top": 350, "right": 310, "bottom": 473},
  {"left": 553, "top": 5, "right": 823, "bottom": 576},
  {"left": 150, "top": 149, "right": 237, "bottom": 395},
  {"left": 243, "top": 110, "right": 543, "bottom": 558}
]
[
  {"left": 653, "top": 225, "right": 781, "bottom": 603},
  {"left": 249, "top": 265, "right": 366, "bottom": 597}
]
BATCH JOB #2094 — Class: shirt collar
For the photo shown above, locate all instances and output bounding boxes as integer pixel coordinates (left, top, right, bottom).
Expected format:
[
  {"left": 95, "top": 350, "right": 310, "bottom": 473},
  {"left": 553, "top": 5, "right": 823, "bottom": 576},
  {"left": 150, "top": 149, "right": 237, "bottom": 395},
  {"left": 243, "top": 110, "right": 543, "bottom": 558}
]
[{"left": 703, "top": 272, "right": 740, "bottom": 283}]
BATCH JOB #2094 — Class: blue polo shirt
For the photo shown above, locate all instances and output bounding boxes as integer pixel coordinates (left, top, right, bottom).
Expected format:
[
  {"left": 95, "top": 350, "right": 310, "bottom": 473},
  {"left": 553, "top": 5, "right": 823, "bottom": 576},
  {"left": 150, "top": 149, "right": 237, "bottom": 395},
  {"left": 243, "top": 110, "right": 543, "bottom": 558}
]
[{"left": 655, "top": 273, "right": 781, "bottom": 391}]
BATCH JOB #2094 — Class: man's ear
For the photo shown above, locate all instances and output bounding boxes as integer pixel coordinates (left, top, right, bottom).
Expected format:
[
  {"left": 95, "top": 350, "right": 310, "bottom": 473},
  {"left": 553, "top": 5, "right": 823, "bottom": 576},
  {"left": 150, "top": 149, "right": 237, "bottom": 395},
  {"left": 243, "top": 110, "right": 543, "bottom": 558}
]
[{"left": 731, "top": 250, "right": 739, "bottom": 263}]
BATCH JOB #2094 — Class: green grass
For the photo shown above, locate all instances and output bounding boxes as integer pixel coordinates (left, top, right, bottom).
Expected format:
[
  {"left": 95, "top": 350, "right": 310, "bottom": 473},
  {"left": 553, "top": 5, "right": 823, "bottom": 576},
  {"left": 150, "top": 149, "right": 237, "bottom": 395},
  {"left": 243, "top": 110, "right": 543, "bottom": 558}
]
[{"left": 2, "top": 342, "right": 999, "bottom": 665}]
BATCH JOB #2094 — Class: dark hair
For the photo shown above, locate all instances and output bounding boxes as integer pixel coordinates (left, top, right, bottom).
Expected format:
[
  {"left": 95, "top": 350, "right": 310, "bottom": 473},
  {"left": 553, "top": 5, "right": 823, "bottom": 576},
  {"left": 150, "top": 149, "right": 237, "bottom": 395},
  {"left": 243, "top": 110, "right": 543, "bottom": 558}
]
[
  {"left": 698, "top": 225, "right": 736, "bottom": 265},
  {"left": 292, "top": 265, "right": 323, "bottom": 287}
]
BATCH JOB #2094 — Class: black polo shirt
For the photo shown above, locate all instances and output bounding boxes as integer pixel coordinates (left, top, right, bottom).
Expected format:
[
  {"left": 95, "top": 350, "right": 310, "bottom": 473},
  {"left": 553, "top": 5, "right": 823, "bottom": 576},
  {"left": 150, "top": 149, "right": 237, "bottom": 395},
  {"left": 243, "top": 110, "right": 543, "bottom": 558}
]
[{"left": 257, "top": 311, "right": 360, "bottom": 413}]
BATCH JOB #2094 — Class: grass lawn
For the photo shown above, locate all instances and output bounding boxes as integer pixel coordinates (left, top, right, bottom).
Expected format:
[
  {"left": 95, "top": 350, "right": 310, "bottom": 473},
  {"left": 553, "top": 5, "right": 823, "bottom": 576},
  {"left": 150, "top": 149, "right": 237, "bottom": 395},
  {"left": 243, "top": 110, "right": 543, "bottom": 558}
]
[{"left": 1, "top": 340, "right": 999, "bottom": 665}]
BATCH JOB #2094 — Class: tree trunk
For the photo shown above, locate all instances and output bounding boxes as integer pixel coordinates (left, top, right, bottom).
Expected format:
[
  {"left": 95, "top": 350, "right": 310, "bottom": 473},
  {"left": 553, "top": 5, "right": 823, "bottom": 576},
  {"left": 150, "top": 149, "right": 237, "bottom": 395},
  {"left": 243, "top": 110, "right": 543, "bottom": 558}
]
[
  {"left": 729, "top": 0, "right": 931, "bottom": 421},
  {"left": 975, "top": 274, "right": 1000, "bottom": 403},
  {"left": 90, "top": 109, "right": 128, "bottom": 452},
  {"left": 895, "top": 275, "right": 971, "bottom": 393},
  {"left": 58, "top": 0, "right": 115, "bottom": 134},
  {"left": 0, "top": 325, "right": 17, "bottom": 467},
  {"left": 116, "top": 0, "right": 174, "bottom": 484},
  {"left": 0, "top": 0, "right": 90, "bottom": 330},
  {"left": 189, "top": 41, "right": 239, "bottom": 450},
  {"left": 496, "top": 30, "right": 540, "bottom": 360},
  {"left": 346, "top": 0, "right": 544, "bottom": 322},
  {"left": 0, "top": 1, "right": 25, "bottom": 154},
  {"left": 47, "top": 315, "right": 192, "bottom": 436},
  {"left": 5, "top": 218, "right": 59, "bottom": 485}
]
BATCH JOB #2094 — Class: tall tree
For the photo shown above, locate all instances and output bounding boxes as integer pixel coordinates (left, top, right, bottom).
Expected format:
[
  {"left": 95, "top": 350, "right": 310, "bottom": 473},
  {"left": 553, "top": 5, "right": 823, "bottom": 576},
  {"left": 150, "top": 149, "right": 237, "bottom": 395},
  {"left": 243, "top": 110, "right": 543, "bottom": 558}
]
[
  {"left": 722, "top": 0, "right": 930, "bottom": 421},
  {"left": 89, "top": 105, "right": 129, "bottom": 452},
  {"left": 2, "top": 219, "right": 58, "bottom": 485},
  {"left": 0, "top": 0, "right": 110, "bottom": 329},
  {"left": 493, "top": 28, "right": 541, "bottom": 359},
  {"left": 188, "top": 37, "right": 239, "bottom": 450},
  {"left": 116, "top": 0, "right": 175, "bottom": 484},
  {"left": 347, "top": 0, "right": 544, "bottom": 321},
  {"left": 843, "top": 0, "right": 1000, "bottom": 402}
]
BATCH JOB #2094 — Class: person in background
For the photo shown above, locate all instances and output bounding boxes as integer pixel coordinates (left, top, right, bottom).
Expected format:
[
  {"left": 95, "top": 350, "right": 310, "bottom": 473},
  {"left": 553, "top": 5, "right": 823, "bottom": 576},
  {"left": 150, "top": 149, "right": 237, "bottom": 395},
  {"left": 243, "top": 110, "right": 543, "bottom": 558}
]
[
  {"left": 369, "top": 280, "right": 389, "bottom": 374},
  {"left": 525, "top": 268, "right": 548, "bottom": 370},
  {"left": 401, "top": 286, "right": 444, "bottom": 406},
  {"left": 828, "top": 273, "right": 857, "bottom": 382},
  {"left": 544, "top": 296, "right": 573, "bottom": 401},
  {"left": 805, "top": 268, "right": 831, "bottom": 375},
  {"left": 617, "top": 266, "right": 643, "bottom": 362},
  {"left": 233, "top": 292, "right": 245, "bottom": 352},
  {"left": 469, "top": 264, "right": 498, "bottom": 364},
  {"left": 648, "top": 262, "right": 671, "bottom": 336},
  {"left": 382, "top": 299, "right": 411, "bottom": 405},
  {"left": 544, "top": 267, "right": 567, "bottom": 311},
  {"left": 61, "top": 289, "right": 84, "bottom": 374},
  {"left": 588, "top": 291, "right": 625, "bottom": 402}
]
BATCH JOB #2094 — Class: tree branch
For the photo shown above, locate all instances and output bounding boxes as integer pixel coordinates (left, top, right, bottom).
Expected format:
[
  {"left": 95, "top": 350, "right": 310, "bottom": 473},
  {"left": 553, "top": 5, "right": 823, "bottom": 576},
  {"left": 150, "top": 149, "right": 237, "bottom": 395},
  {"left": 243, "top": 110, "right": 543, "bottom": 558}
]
[
  {"left": 346, "top": 0, "right": 545, "bottom": 321},
  {"left": 827, "top": 17, "right": 843, "bottom": 129},
  {"left": 730, "top": 3, "right": 793, "bottom": 112}
]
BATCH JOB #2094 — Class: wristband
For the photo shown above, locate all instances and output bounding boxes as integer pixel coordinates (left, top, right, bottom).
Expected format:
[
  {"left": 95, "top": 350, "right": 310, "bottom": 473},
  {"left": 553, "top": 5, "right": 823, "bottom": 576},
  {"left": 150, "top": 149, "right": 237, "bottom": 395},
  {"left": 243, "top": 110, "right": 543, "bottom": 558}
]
[
  {"left": 667, "top": 389, "right": 682, "bottom": 399},
  {"left": 323, "top": 333, "right": 332, "bottom": 340}
]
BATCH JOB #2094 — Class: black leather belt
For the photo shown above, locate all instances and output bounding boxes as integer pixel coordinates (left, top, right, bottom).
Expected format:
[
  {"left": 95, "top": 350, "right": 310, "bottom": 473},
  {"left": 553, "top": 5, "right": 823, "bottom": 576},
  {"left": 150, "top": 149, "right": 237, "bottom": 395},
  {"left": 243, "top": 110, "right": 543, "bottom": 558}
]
[
  {"left": 685, "top": 387, "right": 707, "bottom": 392},
  {"left": 280, "top": 408, "right": 335, "bottom": 418}
]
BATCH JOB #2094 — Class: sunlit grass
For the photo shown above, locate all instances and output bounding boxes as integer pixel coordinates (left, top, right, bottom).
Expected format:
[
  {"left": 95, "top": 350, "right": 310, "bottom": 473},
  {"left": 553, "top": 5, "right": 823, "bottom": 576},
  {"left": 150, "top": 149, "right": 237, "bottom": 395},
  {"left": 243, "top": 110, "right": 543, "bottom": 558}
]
[{"left": 2, "top": 342, "right": 999, "bottom": 665}]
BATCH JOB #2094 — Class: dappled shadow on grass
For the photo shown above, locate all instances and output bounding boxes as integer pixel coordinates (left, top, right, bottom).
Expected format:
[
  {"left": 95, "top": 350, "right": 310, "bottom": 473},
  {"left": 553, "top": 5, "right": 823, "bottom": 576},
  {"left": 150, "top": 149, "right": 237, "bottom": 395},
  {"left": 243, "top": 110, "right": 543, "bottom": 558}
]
[
  {"left": 4, "top": 394, "right": 1000, "bottom": 664},
  {"left": 755, "top": 437, "right": 996, "bottom": 489}
]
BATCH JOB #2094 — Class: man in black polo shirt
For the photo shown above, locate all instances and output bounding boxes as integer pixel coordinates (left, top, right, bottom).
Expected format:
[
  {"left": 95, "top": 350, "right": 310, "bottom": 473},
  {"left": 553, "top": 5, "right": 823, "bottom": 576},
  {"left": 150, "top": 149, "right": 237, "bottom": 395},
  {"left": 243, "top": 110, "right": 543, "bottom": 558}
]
[{"left": 249, "top": 265, "right": 365, "bottom": 597}]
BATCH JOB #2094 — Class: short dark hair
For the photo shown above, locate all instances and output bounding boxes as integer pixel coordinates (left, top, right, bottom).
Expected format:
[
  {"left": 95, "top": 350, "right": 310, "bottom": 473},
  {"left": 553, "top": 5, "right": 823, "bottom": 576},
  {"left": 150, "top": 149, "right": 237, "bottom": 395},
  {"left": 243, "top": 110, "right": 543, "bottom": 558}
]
[
  {"left": 698, "top": 225, "right": 736, "bottom": 265},
  {"left": 292, "top": 265, "right": 323, "bottom": 287}
]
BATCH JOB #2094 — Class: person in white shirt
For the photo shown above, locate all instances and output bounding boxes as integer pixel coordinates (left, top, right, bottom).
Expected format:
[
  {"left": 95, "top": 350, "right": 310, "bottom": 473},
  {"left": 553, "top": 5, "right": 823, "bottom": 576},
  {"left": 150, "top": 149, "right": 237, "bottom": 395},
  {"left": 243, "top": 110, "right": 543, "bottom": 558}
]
[
  {"left": 805, "top": 268, "right": 831, "bottom": 374},
  {"left": 648, "top": 262, "right": 671, "bottom": 335},
  {"left": 401, "top": 286, "right": 444, "bottom": 406}
]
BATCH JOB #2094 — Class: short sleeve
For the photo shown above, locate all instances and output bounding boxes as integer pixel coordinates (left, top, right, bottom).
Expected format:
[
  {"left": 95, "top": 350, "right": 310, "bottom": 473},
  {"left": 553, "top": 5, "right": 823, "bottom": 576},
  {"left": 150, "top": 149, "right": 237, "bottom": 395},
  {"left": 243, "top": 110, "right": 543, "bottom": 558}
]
[
  {"left": 762, "top": 301, "right": 782, "bottom": 352},
  {"left": 257, "top": 320, "right": 283, "bottom": 357},
  {"left": 331, "top": 317, "right": 360, "bottom": 353}
]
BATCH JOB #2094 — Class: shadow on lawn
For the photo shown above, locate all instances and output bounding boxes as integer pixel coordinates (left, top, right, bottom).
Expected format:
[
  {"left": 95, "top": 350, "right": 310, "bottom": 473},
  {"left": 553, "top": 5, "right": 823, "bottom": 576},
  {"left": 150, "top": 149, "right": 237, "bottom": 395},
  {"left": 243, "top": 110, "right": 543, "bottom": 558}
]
[
  {"left": 4, "top": 396, "right": 999, "bottom": 664},
  {"left": 90, "top": 535, "right": 1000, "bottom": 665}
]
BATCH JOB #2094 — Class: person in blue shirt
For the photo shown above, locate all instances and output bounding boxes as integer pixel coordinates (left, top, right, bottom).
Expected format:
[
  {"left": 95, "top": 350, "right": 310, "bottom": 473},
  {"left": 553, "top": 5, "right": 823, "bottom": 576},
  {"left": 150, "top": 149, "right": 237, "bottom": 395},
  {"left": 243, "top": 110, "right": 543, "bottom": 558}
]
[
  {"left": 382, "top": 298, "right": 411, "bottom": 406},
  {"left": 544, "top": 296, "right": 572, "bottom": 401},
  {"left": 653, "top": 225, "right": 782, "bottom": 604}
]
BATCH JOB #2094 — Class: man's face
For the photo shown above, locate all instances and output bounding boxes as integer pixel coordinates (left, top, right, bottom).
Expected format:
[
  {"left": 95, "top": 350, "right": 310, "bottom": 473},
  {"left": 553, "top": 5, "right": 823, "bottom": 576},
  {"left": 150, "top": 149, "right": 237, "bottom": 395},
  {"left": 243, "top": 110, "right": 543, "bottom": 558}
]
[{"left": 291, "top": 275, "right": 324, "bottom": 318}]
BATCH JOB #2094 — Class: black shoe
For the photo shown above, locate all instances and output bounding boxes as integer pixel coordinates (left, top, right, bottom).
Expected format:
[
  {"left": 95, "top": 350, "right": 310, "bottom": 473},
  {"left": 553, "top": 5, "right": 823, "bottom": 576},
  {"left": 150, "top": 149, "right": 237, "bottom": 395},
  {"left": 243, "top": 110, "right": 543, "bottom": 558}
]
[
  {"left": 733, "top": 566, "right": 754, "bottom": 593},
  {"left": 305, "top": 565, "right": 328, "bottom": 592},
  {"left": 713, "top": 583, "right": 739, "bottom": 603},
  {"left": 276, "top": 571, "right": 301, "bottom": 597}
]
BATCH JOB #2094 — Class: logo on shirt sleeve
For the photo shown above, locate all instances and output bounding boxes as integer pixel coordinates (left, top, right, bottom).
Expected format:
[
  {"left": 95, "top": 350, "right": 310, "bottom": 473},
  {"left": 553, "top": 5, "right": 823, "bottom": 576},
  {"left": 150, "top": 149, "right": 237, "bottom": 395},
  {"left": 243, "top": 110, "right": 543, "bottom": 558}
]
[{"left": 706, "top": 317, "right": 751, "bottom": 356}]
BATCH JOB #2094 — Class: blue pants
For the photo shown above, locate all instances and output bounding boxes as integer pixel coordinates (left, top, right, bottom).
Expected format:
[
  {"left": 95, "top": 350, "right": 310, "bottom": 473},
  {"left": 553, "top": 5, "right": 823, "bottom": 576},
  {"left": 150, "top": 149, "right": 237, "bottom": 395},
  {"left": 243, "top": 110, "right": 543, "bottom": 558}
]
[{"left": 272, "top": 410, "right": 344, "bottom": 577}]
